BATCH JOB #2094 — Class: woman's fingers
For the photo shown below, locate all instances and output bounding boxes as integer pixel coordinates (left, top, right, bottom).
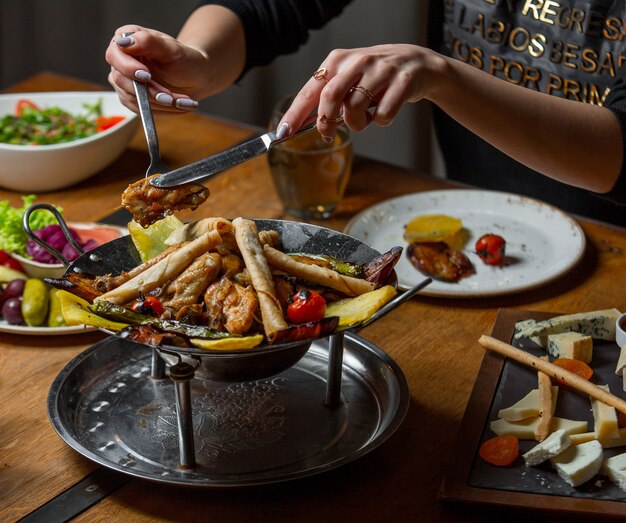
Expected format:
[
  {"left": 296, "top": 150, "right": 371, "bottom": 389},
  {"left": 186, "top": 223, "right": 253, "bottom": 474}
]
[
  {"left": 106, "top": 26, "right": 199, "bottom": 113},
  {"left": 277, "top": 69, "right": 329, "bottom": 140}
]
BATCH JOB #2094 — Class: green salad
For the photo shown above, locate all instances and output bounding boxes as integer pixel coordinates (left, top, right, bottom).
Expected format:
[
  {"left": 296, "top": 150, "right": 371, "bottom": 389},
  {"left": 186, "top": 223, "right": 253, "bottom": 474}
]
[{"left": 0, "top": 98, "right": 124, "bottom": 146}]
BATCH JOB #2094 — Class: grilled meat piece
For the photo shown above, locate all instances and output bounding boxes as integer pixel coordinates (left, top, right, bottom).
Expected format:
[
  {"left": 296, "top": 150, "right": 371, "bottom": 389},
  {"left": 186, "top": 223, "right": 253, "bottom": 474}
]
[
  {"left": 204, "top": 275, "right": 259, "bottom": 334},
  {"left": 121, "top": 174, "right": 209, "bottom": 228},
  {"left": 406, "top": 241, "right": 474, "bottom": 282},
  {"left": 161, "top": 252, "right": 222, "bottom": 311}
]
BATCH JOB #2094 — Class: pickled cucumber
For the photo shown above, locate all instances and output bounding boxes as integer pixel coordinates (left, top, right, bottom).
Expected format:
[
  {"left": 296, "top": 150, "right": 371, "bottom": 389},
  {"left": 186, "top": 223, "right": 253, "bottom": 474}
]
[{"left": 21, "top": 278, "right": 49, "bottom": 326}]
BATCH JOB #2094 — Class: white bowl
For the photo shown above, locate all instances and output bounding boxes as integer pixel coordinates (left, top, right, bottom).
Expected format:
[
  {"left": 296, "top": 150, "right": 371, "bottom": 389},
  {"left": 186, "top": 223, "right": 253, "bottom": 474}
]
[
  {"left": 0, "top": 91, "right": 138, "bottom": 192},
  {"left": 617, "top": 312, "right": 626, "bottom": 348},
  {"left": 10, "top": 222, "right": 128, "bottom": 280}
]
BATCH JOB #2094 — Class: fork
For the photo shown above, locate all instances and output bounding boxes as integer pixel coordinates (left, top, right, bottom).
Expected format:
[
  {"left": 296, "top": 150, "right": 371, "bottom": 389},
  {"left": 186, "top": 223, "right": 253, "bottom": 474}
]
[{"left": 122, "top": 32, "right": 169, "bottom": 177}]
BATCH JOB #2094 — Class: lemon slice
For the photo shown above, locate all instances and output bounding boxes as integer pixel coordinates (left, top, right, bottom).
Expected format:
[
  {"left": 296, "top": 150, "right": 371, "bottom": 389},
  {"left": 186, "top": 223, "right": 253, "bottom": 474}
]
[
  {"left": 190, "top": 334, "right": 264, "bottom": 351},
  {"left": 128, "top": 215, "right": 183, "bottom": 262},
  {"left": 403, "top": 214, "right": 462, "bottom": 243}
]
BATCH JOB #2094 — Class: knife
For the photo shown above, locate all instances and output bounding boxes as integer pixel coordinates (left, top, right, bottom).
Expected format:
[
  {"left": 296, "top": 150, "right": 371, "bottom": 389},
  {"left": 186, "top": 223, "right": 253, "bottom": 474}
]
[{"left": 150, "top": 111, "right": 343, "bottom": 188}]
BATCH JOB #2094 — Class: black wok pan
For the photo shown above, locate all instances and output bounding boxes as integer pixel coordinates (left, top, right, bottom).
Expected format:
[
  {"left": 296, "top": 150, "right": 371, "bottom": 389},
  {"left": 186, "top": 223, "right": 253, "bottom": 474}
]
[{"left": 24, "top": 204, "right": 429, "bottom": 381}]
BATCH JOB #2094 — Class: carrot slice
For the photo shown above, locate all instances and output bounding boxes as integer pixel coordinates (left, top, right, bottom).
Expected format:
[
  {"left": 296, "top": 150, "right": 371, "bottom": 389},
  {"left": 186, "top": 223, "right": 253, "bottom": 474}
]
[
  {"left": 552, "top": 358, "right": 593, "bottom": 387},
  {"left": 479, "top": 435, "right": 519, "bottom": 466}
]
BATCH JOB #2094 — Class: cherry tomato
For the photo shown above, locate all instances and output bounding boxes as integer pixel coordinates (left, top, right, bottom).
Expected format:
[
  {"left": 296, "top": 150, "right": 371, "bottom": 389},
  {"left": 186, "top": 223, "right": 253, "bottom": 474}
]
[
  {"left": 130, "top": 295, "right": 164, "bottom": 317},
  {"left": 95, "top": 115, "right": 125, "bottom": 132},
  {"left": 287, "top": 289, "right": 326, "bottom": 324},
  {"left": 0, "top": 250, "right": 25, "bottom": 273},
  {"left": 15, "top": 99, "right": 40, "bottom": 116},
  {"left": 475, "top": 234, "right": 506, "bottom": 266}
]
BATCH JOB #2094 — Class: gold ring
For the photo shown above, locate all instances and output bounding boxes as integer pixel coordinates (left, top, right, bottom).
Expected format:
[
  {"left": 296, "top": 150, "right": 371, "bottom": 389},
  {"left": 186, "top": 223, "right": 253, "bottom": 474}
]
[
  {"left": 350, "top": 84, "right": 375, "bottom": 102},
  {"left": 318, "top": 114, "right": 343, "bottom": 125},
  {"left": 313, "top": 68, "right": 329, "bottom": 83}
]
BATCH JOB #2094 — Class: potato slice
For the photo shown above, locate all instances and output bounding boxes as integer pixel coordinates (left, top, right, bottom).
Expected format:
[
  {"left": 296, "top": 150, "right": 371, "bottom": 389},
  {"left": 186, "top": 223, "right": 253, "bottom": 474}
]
[
  {"left": 190, "top": 334, "right": 264, "bottom": 351},
  {"left": 58, "top": 290, "right": 128, "bottom": 330},
  {"left": 324, "top": 285, "right": 397, "bottom": 327}
]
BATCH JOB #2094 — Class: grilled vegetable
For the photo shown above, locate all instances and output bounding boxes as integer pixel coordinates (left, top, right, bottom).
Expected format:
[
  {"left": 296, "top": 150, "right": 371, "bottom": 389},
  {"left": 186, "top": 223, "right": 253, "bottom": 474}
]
[
  {"left": 362, "top": 246, "right": 402, "bottom": 287},
  {"left": 325, "top": 285, "right": 397, "bottom": 327},
  {"left": 288, "top": 253, "right": 364, "bottom": 278},
  {"left": 272, "top": 316, "right": 339, "bottom": 345},
  {"left": 47, "top": 288, "right": 65, "bottom": 327},
  {"left": 190, "top": 334, "right": 264, "bottom": 351},
  {"left": 89, "top": 300, "right": 235, "bottom": 339},
  {"left": 287, "top": 289, "right": 326, "bottom": 324},
  {"left": 58, "top": 290, "right": 129, "bottom": 330}
]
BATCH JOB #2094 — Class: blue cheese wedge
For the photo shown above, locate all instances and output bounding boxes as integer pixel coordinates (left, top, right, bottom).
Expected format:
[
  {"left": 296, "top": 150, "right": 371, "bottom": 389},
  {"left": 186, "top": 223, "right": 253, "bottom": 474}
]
[
  {"left": 549, "top": 440, "right": 603, "bottom": 487},
  {"left": 490, "top": 416, "right": 587, "bottom": 440},
  {"left": 523, "top": 429, "right": 571, "bottom": 467},
  {"left": 546, "top": 332, "right": 593, "bottom": 363},
  {"left": 602, "top": 453, "right": 626, "bottom": 491},
  {"left": 513, "top": 309, "right": 621, "bottom": 341},
  {"left": 497, "top": 386, "right": 558, "bottom": 422}
]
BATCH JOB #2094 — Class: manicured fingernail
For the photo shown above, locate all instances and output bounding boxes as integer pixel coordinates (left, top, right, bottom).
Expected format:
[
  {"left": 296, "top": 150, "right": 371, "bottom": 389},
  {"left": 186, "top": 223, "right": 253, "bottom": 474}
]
[
  {"left": 155, "top": 93, "right": 173, "bottom": 106},
  {"left": 321, "top": 135, "right": 333, "bottom": 144},
  {"left": 134, "top": 70, "right": 151, "bottom": 82},
  {"left": 276, "top": 122, "right": 290, "bottom": 140},
  {"left": 116, "top": 36, "right": 134, "bottom": 47},
  {"left": 175, "top": 98, "right": 198, "bottom": 110}
]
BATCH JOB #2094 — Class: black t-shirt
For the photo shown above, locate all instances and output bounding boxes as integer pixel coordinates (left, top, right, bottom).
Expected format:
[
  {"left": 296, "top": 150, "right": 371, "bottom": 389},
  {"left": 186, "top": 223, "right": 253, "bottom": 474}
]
[
  {"left": 429, "top": 0, "right": 626, "bottom": 226},
  {"left": 204, "top": 0, "right": 626, "bottom": 225}
]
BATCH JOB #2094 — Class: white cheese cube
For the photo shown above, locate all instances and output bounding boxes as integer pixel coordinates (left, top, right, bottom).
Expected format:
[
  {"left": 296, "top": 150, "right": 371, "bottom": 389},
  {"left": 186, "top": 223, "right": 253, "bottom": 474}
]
[
  {"left": 546, "top": 332, "right": 593, "bottom": 363},
  {"left": 590, "top": 385, "right": 620, "bottom": 441},
  {"left": 550, "top": 440, "right": 603, "bottom": 487},
  {"left": 523, "top": 429, "right": 571, "bottom": 467},
  {"left": 570, "top": 427, "right": 626, "bottom": 449},
  {"left": 514, "top": 309, "right": 621, "bottom": 341},
  {"left": 603, "top": 453, "right": 626, "bottom": 491},
  {"left": 490, "top": 416, "right": 587, "bottom": 440}
]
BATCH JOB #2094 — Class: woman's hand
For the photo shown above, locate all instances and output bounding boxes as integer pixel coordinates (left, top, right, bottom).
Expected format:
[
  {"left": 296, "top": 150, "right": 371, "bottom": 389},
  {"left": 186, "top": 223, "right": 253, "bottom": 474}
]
[
  {"left": 105, "top": 6, "right": 245, "bottom": 114},
  {"left": 105, "top": 25, "right": 210, "bottom": 113},
  {"left": 277, "top": 44, "right": 434, "bottom": 141}
]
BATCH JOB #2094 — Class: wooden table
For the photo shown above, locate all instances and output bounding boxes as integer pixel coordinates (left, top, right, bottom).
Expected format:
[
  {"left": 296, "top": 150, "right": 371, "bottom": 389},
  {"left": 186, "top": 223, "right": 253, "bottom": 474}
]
[{"left": 2, "top": 73, "right": 625, "bottom": 523}]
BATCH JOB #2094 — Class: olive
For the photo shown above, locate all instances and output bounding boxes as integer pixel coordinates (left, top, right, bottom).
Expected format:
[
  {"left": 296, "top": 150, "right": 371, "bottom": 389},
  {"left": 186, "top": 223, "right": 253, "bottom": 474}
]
[
  {"left": 4, "top": 279, "right": 25, "bottom": 299},
  {"left": 2, "top": 297, "right": 24, "bottom": 325},
  {"left": 0, "top": 287, "right": 7, "bottom": 311}
]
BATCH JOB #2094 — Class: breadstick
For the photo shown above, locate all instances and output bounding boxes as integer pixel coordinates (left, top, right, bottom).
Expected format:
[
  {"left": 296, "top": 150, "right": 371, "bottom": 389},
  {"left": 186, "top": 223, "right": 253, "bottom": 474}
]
[
  {"left": 478, "top": 335, "right": 626, "bottom": 415},
  {"left": 535, "top": 356, "right": 553, "bottom": 442}
]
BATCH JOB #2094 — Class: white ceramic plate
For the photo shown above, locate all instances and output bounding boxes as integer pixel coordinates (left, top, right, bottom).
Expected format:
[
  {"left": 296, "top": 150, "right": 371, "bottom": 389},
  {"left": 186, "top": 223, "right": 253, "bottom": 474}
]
[
  {"left": 0, "top": 321, "right": 95, "bottom": 336},
  {"left": 345, "top": 189, "right": 586, "bottom": 298}
]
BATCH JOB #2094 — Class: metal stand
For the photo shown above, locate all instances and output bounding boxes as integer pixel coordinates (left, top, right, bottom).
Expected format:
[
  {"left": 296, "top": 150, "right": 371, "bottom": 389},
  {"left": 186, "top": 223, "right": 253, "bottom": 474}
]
[
  {"left": 169, "top": 362, "right": 197, "bottom": 469},
  {"left": 162, "top": 335, "right": 345, "bottom": 469},
  {"left": 325, "top": 333, "right": 344, "bottom": 409},
  {"left": 150, "top": 347, "right": 166, "bottom": 379}
]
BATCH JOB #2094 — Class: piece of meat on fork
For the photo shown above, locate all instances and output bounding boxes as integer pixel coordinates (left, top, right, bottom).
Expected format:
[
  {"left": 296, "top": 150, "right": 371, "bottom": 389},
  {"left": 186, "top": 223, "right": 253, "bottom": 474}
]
[{"left": 121, "top": 174, "right": 209, "bottom": 228}]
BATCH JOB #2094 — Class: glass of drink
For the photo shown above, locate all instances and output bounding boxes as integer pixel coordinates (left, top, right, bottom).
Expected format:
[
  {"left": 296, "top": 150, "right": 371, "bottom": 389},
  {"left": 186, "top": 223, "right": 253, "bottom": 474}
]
[{"left": 268, "top": 95, "right": 353, "bottom": 220}]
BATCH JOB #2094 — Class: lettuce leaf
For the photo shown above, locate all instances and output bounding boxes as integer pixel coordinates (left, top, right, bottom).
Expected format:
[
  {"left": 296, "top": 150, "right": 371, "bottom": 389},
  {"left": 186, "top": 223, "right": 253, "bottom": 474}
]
[{"left": 0, "top": 195, "right": 62, "bottom": 256}]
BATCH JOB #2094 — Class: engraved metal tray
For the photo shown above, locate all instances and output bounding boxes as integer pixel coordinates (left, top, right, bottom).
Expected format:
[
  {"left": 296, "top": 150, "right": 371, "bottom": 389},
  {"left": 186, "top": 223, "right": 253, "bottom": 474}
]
[{"left": 48, "top": 333, "right": 409, "bottom": 487}]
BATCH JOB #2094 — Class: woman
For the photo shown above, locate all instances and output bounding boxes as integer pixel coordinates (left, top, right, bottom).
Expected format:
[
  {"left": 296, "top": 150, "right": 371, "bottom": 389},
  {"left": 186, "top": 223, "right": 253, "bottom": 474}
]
[{"left": 105, "top": 1, "right": 626, "bottom": 225}]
